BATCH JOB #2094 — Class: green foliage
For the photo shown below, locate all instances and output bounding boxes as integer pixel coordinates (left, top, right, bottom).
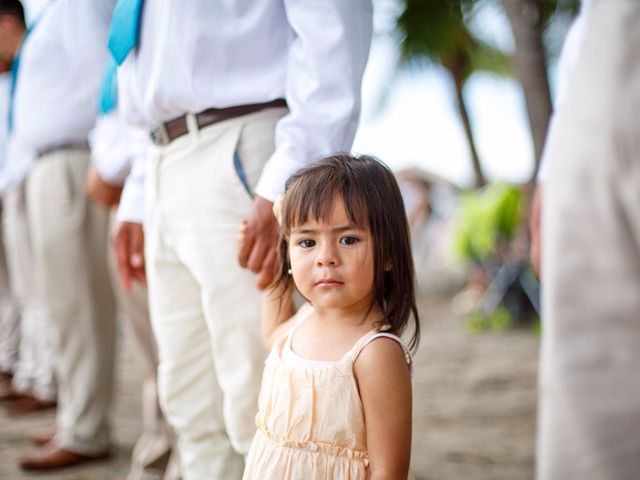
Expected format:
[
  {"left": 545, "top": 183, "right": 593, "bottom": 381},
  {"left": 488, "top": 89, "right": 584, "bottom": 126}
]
[
  {"left": 465, "top": 306, "right": 513, "bottom": 333},
  {"left": 465, "top": 311, "right": 490, "bottom": 333},
  {"left": 532, "top": 316, "right": 542, "bottom": 337},
  {"left": 396, "top": 0, "right": 511, "bottom": 84},
  {"left": 453, "top": 183, "right": 523, "bottom": 263},
  {"left": 394, "top": 0, "right": 581, "bottom": 81}
]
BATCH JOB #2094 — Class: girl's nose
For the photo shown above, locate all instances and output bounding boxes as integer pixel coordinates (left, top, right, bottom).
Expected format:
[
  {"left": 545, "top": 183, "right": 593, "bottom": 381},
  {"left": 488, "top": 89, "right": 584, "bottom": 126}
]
[{"left": 316, "top": 243, "right": 338, "bottom": 267}]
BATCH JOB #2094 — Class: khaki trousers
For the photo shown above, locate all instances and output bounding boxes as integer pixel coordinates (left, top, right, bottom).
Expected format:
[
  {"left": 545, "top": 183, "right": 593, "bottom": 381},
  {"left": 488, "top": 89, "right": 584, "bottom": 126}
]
[
  {"left": 538, "top": 1, "right": 640, "bottom": 478},
  {"left": 26, "top": 148, "right": 116, "bottom": 454},
  {"left": 2, "top": 184, "right": 55, "bottom": 400},
  {"left": 108, "top": 228, "right": 179, "bottom": 480},
  {"left": 145, "top": 107, "right": 285, "bottom": 479},
  {"left": 0, "top": 200, "right": 20, "bottom": 374}
]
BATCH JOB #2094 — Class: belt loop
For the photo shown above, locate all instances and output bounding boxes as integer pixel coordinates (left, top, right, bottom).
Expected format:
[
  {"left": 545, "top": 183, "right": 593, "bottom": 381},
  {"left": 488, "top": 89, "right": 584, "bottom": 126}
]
[{"left": 186, "top": 113, "right": 199, "bottom": 140}]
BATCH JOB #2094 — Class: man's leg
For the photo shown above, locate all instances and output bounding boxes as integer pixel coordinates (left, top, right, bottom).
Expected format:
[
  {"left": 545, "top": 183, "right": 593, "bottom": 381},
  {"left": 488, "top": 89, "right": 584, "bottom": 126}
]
[
  {"left": 108, "top": 222, "right": 178, "bottom": 480},
  {"left": 0, "top": 194, "right": 21, "bottom": 382},
  {"left": 145, "top": 207, "right": 242, "bottom": 479},
  {"left": 538, "top": 2, "right": 640, "bottom": 478},
  {"left": 145, "top": 107, "right": 285, "bottom": 479},
  {"left": 177, "top": 109, "right": 284, "bottom": 455},
  {"left": 2, "top": 184, "right": 56, "bottom": 406},
  {"left": 25, "top": 149, "right": 116, "bottom": 456}
]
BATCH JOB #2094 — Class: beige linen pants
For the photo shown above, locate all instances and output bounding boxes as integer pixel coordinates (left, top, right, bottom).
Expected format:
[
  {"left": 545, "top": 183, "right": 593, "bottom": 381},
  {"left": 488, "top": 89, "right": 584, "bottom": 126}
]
[
  {"left": 145, "top": 107, "right": 286, "bottom": 479},
  {"left": 2, "top": 183, "right": 55, "bottom": 400},
  {"left": 538, "top": 1, "right": 640, "bottom": 479},
  {"left": 26, "top": 148, "right": 116, "bottom": 454},
  {"left": 108, "top": 237, "right": 179, "bottom": 480},
  {"left": 0, "top": 200, "right": 20, "bottom": 375}
]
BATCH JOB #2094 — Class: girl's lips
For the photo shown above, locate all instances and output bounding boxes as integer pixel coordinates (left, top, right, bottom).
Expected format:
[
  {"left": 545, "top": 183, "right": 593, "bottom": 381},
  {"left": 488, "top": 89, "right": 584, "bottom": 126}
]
[{"left": 315, "top": 279, "right": 343, "bottom": 286}]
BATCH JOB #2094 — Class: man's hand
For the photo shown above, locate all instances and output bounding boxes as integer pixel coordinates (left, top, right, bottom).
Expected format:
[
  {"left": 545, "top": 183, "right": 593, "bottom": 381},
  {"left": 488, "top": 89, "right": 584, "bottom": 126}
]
[
  {"left": 529, "top": 184, "right": 542, "bottom": 277},
  {"left": 113, "top": 221, "right": 146, "bottom": 291},
  {"left": 238, "top": 196, "right": 279, "bottom": 290},
  {"left": 85, "top": 165, "right": 122, "bottom": 209}
]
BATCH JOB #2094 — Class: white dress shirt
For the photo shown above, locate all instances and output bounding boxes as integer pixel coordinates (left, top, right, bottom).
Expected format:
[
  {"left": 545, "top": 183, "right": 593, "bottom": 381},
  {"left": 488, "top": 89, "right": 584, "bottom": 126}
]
[
  {"left": 88, "top": 109, "right": 150, "bottom": 222},
  {"left": 0, "top": 0, "right": 116, "bottom": 194},
  {"left": 117, "top": 0, "right": 373, "bottom": 221},
  {"left": 89, "top": 109, "right": 149, "bottom": 186}
]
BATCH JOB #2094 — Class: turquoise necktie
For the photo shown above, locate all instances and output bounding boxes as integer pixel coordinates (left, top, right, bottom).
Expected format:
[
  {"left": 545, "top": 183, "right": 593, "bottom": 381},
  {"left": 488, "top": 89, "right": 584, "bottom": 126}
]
[
  {"left": 98, "top": 56, "right": 118, "bottom": 114},
  {"left": 107, "top": 0, "right": 144, "bottom": 65}
]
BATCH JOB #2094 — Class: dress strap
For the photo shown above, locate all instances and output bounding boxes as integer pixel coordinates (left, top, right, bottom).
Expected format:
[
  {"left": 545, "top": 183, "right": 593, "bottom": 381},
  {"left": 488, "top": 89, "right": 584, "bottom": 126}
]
[
  {"left": 270, "top": 304, "right": 314, "bottom": 355},
  {"left": 349, "top": 331, "right": 413, "bottom": 374},
  {"left": 283, "top": 305, "right": 314, "bottom": 350}
]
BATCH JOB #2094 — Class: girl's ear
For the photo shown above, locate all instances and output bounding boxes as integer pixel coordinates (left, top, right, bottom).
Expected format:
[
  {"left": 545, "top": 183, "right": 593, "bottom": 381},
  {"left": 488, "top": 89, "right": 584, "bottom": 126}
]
[{"left": 383, "top": 260, "right": 393, "bottom": 271}]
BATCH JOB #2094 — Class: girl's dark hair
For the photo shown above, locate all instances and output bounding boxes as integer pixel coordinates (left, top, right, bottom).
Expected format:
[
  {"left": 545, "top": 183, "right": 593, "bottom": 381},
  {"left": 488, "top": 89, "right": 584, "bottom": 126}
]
[{"left": 274, "top": 153, "right": 420, "bottom": 352}]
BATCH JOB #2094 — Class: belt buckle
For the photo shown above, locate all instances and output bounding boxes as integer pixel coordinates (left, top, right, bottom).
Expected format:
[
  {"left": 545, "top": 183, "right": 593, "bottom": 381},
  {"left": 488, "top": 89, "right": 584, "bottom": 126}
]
[{"left": 149, "top": 123, "right": 171, "bottom": 146}]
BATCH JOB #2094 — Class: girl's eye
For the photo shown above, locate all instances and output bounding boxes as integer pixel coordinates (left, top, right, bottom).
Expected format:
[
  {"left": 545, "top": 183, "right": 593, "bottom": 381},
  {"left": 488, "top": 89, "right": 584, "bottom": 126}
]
[
  {"left": 298, "top": 239, "right": 315, "bottom": 248},
  {"left": 339, "top": 236, "right": 359, "bottom": 246}
]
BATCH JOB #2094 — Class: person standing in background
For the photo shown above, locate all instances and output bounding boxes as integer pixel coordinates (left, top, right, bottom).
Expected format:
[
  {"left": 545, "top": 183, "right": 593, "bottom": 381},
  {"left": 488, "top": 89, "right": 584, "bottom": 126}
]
[
  {"left": 0, "top": 0, "right": 56, "bottom": 417},
  {"left": 1, "top": 0, "right": 118, "bottom": 470},
  {"left": 86, "top": 104, "right": 180, "bottom": 480}
]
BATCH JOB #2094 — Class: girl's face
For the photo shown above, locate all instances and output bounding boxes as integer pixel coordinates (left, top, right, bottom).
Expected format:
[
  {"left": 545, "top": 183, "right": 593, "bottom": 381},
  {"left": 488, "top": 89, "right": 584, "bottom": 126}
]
[{"left": 288, "top": 197, "right": 375, "bottom": 315}]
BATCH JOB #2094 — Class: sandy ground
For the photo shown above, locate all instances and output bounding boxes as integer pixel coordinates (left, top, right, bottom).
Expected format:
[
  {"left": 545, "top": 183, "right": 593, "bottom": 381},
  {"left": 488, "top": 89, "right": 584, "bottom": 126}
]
[{"left": 0, "top": 296, "right": 539, "bottom": 480}]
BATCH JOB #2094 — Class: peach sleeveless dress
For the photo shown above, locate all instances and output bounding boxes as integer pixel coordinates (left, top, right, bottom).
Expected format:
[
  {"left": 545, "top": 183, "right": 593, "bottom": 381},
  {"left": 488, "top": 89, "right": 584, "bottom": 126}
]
[{"left": 243, "top": 314, "right": 412, "bottom": 479}]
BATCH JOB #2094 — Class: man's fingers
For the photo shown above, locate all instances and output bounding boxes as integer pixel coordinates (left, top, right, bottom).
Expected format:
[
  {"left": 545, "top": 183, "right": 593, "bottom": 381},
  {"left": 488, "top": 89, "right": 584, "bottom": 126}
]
[
  {"left": 129, "top": 223, "right": 146, "bottom": 285},
  {"left": 238, "top": 227, "right": 256, "bottom": 268},
  {"left": 247, "top": 236, "right": 270, "bottom": 273},
  {"left": 256, "top": 246, "right": 278, "bottom": 290}
]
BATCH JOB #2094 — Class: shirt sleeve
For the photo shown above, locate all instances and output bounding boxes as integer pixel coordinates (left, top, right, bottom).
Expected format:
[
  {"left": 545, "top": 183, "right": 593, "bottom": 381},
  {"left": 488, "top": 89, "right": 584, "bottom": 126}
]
[
  {"left": 89, "top": 110, "right": 150, "bottom": 186},
  {"left": 254, "top": 0, "right": 373, "bottom": 201},
  {"left": 116, "top": 144, "right": 146, "bottom": 223}
]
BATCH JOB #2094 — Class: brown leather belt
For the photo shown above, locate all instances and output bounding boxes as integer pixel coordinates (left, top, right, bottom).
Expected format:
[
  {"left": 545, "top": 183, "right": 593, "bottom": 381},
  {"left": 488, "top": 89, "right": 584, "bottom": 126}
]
[{"left": 149, "top": 98, "right": 287, "bottom": 146}]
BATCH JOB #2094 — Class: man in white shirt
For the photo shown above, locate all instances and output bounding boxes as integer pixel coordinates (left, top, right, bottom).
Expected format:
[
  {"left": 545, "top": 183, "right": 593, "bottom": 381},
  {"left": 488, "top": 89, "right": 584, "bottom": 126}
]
[
  {"left": 0, "top": 0, "right": 56, "bottom": 415},
  {"left": 535, "top": 0, "right": 640, "bottom": 478},
  {"left": 1, "top": 0, "right": 118, "bottom": 470},
  {"left": 111, "top": 2, "right": 373, "bottom": 477}
]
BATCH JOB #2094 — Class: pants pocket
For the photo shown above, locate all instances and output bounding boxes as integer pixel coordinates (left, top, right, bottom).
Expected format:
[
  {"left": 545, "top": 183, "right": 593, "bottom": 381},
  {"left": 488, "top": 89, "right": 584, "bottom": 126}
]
[{"left": 232, "top": 150, "right": 254, "bottom": 200}]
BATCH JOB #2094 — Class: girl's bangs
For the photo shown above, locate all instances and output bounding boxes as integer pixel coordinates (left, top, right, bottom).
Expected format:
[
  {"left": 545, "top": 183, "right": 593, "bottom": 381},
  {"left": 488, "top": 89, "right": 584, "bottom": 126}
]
[{"left": 283, "top": 177, "right": 369, "bottom": 232}]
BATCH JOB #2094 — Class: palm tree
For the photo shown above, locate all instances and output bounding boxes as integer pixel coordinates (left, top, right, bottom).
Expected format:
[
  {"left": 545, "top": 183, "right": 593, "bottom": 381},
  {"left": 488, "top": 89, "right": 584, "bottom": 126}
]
[
  {"left": 393, "top": 0, "right": 579, "bottom": 186},
  {"left": 500, "top": 0, "right": 579, "bottom": 180},
  {"left": 395, "top": 0, "right": 511, "bottom": 188}
]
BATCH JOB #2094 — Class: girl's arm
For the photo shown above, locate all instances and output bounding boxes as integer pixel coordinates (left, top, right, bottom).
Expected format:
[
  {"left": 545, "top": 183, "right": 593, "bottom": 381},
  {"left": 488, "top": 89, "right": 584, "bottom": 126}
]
[
  {"left": 354, "top": 338, "right": 412, "bottom": 479},
  {"left": 241, "top": 217, "right": 296, "bottom": 348},
  {"left": 260, "top": 285, "right": 296, "bottom": 349}
]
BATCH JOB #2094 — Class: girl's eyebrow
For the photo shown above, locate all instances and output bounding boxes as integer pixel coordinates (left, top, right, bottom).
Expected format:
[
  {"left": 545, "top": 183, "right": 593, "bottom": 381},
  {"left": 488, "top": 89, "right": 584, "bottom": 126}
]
[{"left": 291, "top": 224, "right": 364, "bottom": 234}]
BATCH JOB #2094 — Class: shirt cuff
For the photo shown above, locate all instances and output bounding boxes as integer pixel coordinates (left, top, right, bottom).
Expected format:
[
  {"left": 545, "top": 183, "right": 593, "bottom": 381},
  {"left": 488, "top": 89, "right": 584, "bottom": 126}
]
[
  {"left": 116, "top": 173, "right": 144, "bottom": 223},
  {"left": 254, "top": 150, "right": 307, "bottom": 202}
]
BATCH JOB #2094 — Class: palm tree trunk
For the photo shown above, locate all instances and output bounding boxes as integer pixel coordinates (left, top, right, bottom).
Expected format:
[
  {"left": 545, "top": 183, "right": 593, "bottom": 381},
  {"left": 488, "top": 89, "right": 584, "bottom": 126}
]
[
  {"left": 501, "top": 0, "right": 553, "bottom": 182},
  {"left": 452, "top": 76, "right": 486, "bottom": 188}
]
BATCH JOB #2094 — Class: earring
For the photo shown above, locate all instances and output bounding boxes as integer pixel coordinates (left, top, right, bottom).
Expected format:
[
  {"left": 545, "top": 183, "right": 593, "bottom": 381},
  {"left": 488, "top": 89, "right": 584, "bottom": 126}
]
[{"left": 287, "top": 268, "right": 292, "bottom": 275}]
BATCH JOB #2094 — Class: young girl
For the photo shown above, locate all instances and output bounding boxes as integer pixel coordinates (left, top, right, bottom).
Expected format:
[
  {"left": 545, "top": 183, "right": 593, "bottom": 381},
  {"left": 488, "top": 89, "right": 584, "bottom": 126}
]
[{"left": 243, "top": 154, "right": 420, "bottom": 479}]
